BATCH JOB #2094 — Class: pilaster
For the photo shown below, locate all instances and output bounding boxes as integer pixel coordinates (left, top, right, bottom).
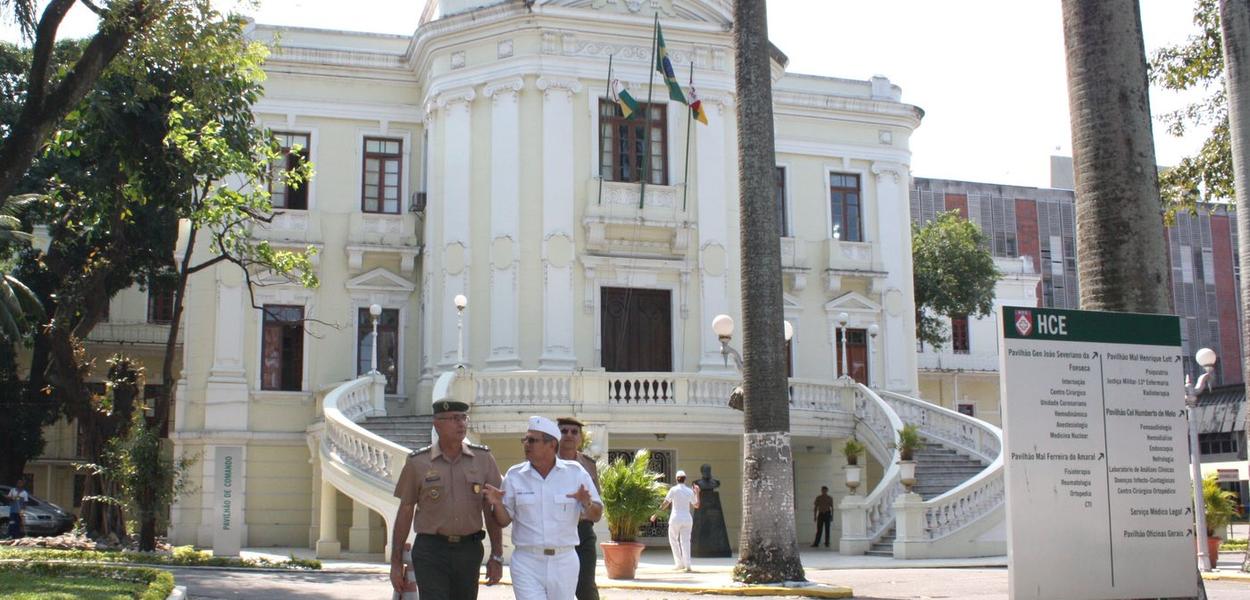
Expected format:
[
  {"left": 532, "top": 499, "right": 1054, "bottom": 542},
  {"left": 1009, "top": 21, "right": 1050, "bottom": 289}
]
[
  {"left": 696, "top": 98, "right": 733, "bottom": 371},
  {"left": 486, "top": 78, "right": 523, "bottom": 370},
  {"left": 437, "top": 87, "right": 475, "bottom": 369},
  {"left": 871, "top": 161, "right": 918, "bottom": 393},
  {"left": 537, "top": 77, "right": 582, "bottom": 369}
]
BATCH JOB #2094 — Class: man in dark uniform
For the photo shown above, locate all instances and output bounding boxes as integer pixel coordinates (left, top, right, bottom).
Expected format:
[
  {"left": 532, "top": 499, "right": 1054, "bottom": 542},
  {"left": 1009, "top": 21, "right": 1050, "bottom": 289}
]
[
  {"left": 390, "top": 399, "right": 503, "bottom": 599},
  {"left": 557, "top": 416, "right": 601, "bottom": 600}
]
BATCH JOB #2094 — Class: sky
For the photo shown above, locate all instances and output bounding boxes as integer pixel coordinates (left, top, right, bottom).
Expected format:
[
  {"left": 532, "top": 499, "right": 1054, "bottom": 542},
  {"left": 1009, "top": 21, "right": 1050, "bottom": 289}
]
[{"left": 0, "top": 0, "right": 1212, "bottom": 189}]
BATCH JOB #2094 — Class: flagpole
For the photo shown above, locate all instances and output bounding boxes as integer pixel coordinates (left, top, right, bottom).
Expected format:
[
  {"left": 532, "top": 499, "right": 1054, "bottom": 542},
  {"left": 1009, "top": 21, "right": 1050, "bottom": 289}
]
[
  {"left": 640, "top": 13, "right": 659, "bottom": 210},
  {"left": 682, "top": 60, "right": 694, "bottom": 212},
  {"left": 600, "top": 54, "right": 613, "bottom": 206}
]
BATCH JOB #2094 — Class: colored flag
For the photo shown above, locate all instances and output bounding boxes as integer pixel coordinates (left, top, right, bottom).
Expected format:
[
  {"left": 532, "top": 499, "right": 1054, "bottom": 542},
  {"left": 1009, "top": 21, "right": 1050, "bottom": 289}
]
[
  {"left": 612, "top": 79, "right": 640, "bottom": 119},
  {"left": 655, "top": 23, "right": 687, "bottom": 104},
  {"left": 689, "top": 86, "right": 708, "bottom": 125}
]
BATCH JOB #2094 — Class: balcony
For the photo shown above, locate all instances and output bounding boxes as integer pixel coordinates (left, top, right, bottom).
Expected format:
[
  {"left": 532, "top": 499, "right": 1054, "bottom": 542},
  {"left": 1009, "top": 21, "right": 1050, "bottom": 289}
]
[
  {"left": 85, "top": 321, "right": 183, "bottom": 346},
  {"left": 780, "top": 237, "right": 810, "bottom": 290},
  {"left": 456, "top": 370, "right": 855, "bottom": 439},
  {"left": 825, "top": 239, "right": 885, "bottom": 293},
  {"left": 583, "top": 180, "right": 692, "bottom": 257}
]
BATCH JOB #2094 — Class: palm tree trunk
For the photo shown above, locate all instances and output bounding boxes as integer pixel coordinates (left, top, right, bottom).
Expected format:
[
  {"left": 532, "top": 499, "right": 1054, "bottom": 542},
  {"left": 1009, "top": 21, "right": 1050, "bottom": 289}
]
[
  {"left": 1219, "top": 0, "right": 1250, "bottom": 575},
  {"left": 1061, "top": 0, "right": 1172, "bottom": 314},
  {"left": 731, "top": 0, "right": 803, "bottom": 584}
]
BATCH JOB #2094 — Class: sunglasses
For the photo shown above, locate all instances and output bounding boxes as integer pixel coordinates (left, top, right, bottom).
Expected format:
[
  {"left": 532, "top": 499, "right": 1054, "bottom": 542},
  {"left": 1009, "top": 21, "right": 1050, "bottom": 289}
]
[
  {"left": 521, "top": 436, "right": 550, "bottom": 445},
  {"left": 560, "top": 428, "right": 581, "bottom": 435}
]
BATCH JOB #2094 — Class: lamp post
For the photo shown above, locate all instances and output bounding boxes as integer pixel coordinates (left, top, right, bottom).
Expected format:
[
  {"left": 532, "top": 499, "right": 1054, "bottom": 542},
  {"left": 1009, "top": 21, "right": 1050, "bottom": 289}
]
[
  {"left": 1186, "top": 347, "right": 1218, "bottom": 571},
  {"left": 454, "top": 294, "right": 468, "bottom": 366},
  {"left": 368, "top": 303, "right": 382, "bottom": 374},
  {"left": 837, "top": 312, "right": 850, "bottom": 381},
  {"left": 711, "top": 314, "right": 792, "bottom": 374},
  {"left": 867, "top": 323, "right": 879, "bottom": 388}
]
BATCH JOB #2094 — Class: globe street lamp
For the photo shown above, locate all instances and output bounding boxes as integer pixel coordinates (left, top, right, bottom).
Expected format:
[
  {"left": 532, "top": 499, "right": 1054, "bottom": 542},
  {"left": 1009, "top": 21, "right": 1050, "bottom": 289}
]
[
  {"left": 368, "top": 303, "right": 382, "bottom": 374},
  {"left": 836, "top": 312, "right": 850, "bottom": 381},
  {"left": 1186, "top": 347, "right": 1218, "bottom": 571},
  {"left": 711, "top": 314, "right": 793, "bottom": 374},
  {"left": 867, "top": 323, "right": 880, "bottom": 388},
  {"left": 454, "top": 294, "right": 468, "bottom": 366}
]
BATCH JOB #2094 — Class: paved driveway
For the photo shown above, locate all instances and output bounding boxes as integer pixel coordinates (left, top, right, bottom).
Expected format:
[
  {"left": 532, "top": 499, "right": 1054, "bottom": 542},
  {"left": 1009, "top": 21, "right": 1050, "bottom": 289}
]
[{"left": 170, "top": 567, "right": 1250, "bottom": 599}]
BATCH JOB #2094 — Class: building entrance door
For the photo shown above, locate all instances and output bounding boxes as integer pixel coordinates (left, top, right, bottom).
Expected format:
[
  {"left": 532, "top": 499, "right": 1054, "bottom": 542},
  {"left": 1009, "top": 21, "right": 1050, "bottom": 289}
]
[
  {"left": 601, "top": 287, "right": 672, "bottom": 372},
  {"left": 836, "top": 328, "right": 868, "bottom": 384}
]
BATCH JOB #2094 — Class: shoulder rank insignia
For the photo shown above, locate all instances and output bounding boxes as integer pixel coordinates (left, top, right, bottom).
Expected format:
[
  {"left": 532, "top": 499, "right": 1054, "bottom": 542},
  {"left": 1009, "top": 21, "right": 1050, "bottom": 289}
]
[
  {"left": 411, "top": 445, "right": 433, "bottom": 456},
  {"left": 467, "top": 441, "right": 491, "bottom": 452}
]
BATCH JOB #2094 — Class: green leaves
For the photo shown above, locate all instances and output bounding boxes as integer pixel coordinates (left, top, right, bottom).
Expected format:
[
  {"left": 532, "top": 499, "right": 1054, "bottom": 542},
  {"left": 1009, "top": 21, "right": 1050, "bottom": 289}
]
[
  {"left": 1149, "top": 0, "right": 1233, "bottom": 215},
  {"left": 911, "top": 211, "right": 999, "bottom": 349},
  {"left": 597, "top": 449, "right": 667, "bottom": 542}
]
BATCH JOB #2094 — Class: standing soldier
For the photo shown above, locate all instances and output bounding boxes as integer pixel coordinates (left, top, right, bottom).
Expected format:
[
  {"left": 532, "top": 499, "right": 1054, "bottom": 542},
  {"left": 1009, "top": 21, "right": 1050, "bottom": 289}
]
[
  {"left": 557, "top": 417, "right": 601, "bottom": 600},
  {"left": 390, "top": 399, "right": 503, "bottom": 599}
]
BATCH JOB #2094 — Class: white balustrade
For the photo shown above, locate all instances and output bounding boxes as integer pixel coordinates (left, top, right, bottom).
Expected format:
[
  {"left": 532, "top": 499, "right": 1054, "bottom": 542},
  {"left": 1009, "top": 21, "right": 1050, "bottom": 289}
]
[
  {"left": 843, "top": 385, "right": 905, "bottom": 544},
  {"left": 790, "top": 380, "right": 841, "bottom": 412},
  {"left": 322, "top": 375, "right": 409, "bottom": 485},
  {"left": 688, "top": 376, "right": 739, "bottom": 407},
  {"left": 605, "top": 373, "right": 677, "bottom": 405},
  {"left": 473, "top": 372, "right": 573, "bottom": 405}
]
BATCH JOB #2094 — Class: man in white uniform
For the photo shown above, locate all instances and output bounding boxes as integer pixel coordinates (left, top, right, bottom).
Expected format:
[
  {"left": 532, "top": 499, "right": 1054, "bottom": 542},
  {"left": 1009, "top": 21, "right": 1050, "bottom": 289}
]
[
  {"left": 485, "top": 416, "right": 602, "bottom": 600},
  {"left": 652, "top": 469, "right": 698, "bottom": 571}
]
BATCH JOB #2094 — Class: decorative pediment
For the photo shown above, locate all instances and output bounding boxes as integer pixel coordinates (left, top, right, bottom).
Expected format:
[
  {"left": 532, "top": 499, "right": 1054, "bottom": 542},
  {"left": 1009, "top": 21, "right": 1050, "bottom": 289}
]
[
  {"left": 783, "top": 292, "right": 802, "bottom": 310},
  {"left": 345, "top": 268, "right": 416, "bottom": 294},
  {"left": 823, "top": 291, "right": 881, "bottom": 315}
]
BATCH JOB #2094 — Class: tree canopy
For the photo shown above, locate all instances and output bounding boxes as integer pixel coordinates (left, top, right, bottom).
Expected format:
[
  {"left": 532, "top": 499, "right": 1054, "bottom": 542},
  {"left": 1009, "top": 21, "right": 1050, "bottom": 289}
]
[
  {"left": 912, "top": 210, "right": 1000, "bottom": 349},
  {"left": 1150, "top": 0, "right": 1233, "bottom": 216}
]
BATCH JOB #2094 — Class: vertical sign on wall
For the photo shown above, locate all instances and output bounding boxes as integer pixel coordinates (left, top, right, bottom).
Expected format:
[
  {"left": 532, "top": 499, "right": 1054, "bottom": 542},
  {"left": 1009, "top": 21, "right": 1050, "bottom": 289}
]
[
  {"left": 214, "top": 446, "right": 242, "bottom": 557},
  {"left": 1000, "top": 307, "right": 1196, "bottom": 600}
]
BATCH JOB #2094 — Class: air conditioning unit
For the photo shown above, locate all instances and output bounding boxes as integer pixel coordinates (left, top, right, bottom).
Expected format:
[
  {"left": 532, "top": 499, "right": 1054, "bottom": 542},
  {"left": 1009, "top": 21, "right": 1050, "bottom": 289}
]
[{"left": 410, "top": 191, "right": 427, "bottom": 214}]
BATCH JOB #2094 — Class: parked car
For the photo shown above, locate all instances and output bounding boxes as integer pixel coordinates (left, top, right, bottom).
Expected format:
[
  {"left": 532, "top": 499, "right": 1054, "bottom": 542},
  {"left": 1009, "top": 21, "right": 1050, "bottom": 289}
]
[{"left": 0, "top": 485, "right": 76, "bottom": 537}]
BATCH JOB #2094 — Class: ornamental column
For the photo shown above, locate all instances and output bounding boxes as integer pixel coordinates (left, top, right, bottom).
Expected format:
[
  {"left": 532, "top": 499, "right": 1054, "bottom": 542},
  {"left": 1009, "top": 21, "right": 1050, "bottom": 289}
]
[
  {"left": 872, "top": 161, "right": 918, "bottom": 392},
  {"left": 435, "top": 87, "right": 475, "bottom": 370},
  {"left": 485, "top": 78, "right": 524, "bottom": 370},
  {"left": 537, "top": 77, "right": 581, "bottom": 370}
]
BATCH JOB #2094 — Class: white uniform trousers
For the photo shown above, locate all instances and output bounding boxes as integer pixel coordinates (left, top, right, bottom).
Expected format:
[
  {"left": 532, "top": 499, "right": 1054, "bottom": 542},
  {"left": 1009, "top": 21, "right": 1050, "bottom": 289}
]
[
  {"left": 510, "top": 547, "right": 579, "bottom": 600},
  {"left": 668, "top": 521, "right": 693, "bottom": 569}
]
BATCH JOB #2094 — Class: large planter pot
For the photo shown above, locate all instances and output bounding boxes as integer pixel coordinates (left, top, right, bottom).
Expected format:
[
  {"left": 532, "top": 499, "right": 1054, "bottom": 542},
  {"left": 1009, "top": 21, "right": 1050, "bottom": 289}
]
[
  {"left": 1208, "top": 536, "right": 1222, "bottom": 565},
  {"left": 600, "top": 540, "right": 646, "bottom": 579},
  {"left": 844, "top": 465, "right": 862, "bottom": 495},
  {"left": 899, "top": 460, "right": 917, "bottom": 493}
]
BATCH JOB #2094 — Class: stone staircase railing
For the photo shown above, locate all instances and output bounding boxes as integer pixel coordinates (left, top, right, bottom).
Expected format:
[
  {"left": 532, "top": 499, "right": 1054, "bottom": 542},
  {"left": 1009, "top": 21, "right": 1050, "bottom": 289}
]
[
  {"left": 313, "top": 373, "right": 404, "bottom": 557},
  {"left": 838, "top": 383, "right": 905, "bottom": 555},
  {"left": 877, "top": 389, "right": 1005, "bottom": 559}
]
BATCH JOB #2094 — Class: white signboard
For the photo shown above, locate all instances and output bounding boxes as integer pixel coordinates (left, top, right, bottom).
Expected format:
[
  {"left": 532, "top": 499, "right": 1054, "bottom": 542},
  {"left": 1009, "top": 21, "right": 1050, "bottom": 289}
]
[
  {"left": 1000, "top": 307, "right": 1195, "bottom": 600},
  {"left": 213, "top": 446, "right": 243, "bottom": 557}
]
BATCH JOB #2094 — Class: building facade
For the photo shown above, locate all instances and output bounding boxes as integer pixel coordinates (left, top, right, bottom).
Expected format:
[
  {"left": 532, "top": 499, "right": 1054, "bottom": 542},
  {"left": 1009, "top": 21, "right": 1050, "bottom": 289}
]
[{"left": 163, "top": 0, "right": 932, "bottom": 554}]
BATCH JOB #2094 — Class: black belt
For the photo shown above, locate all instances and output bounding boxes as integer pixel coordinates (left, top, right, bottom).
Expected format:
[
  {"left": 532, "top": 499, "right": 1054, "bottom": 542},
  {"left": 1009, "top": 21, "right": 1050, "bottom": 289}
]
[{"left": 418, "top": 530, "right": 485, "bottom": 543}]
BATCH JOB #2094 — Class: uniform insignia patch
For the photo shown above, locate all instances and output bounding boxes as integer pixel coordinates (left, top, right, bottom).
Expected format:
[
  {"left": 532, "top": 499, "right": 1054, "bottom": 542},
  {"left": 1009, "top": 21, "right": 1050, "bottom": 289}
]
[
  {"left": 411, "top": 445, "right": 433, "bottom": 456},
  {"left": 473, "top": 483, "right": 482, "bottom": 495},
  {"left": 467, "top": 441, "right": 491, "bottom": 452},
  {"left": 429, "top": 487, "right": 441, "bottom": 500},
  {"left": 425, "top": 470, "right": 441, "bottom": 482}
]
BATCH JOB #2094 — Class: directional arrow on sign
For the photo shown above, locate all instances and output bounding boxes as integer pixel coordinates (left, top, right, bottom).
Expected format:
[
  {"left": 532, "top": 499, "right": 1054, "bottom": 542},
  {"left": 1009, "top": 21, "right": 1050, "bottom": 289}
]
[
  {"left": 1097, "top": 452, "right": 1105, "bottom": 460},
  {"left": 1185, "top": 506, "right": 1193, "bottom": 514},
  {"left": 1091, "top": 351, "right": 1099, "bottom": 358}
]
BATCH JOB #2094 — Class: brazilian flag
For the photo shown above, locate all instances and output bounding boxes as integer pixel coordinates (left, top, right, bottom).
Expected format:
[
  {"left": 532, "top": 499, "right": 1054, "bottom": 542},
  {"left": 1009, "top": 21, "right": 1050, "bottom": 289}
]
[{"left": 655, "top": 23, "right": 687, "bottom": 105}]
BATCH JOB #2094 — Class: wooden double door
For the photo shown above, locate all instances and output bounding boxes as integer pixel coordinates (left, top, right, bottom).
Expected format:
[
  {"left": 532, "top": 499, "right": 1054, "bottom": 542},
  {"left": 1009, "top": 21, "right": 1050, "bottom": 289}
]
[
  {"left": 836, "top": 328, "right": 869, "bottom": 384},
  {"left": 601, "top": 287, "right": 672, "bottom": 372}
]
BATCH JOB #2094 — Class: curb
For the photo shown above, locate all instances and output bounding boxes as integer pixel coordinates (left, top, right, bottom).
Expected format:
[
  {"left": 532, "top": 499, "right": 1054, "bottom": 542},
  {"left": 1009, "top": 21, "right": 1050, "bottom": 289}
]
[
  {"left": 477, "top": 578, "right": 854, "bottom": 598},
  {"left": 1203, "top": 571, "right": 1250, "bottom": 582}
]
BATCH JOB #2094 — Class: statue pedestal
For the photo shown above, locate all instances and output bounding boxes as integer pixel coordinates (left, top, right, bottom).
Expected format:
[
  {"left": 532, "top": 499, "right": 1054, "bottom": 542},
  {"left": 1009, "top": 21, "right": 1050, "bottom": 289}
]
[{"left": 691, "top": 489, "right": 731, "bottom": 557}]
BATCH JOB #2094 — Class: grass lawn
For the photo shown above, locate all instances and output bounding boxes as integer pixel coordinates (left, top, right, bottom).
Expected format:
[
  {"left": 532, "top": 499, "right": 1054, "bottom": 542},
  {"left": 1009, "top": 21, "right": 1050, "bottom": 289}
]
[{"left": 0, "top": 570, "right": 148, "bottom": 599}]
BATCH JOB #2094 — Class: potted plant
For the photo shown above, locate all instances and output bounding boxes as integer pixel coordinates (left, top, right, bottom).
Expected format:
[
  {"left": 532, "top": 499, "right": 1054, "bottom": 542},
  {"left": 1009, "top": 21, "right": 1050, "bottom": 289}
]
[
  {"left": 896, "top": 424, "right": 922, "bottom": 492},
  {"left": 597, "top": 449, "right": 667, "bottom": 579},
  {"left": 842, "top": 438, "right": 866, "bottom": 494},
  {"left": 1204, "top": 474, "right": 1239, "bottom": 563}
]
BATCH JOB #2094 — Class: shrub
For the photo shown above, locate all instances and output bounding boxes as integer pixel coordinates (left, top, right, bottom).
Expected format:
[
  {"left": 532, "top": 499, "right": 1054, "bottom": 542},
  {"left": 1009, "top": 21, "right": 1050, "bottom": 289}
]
[{"left": 597, "top": 449, "right": 666, "bottom": 543}]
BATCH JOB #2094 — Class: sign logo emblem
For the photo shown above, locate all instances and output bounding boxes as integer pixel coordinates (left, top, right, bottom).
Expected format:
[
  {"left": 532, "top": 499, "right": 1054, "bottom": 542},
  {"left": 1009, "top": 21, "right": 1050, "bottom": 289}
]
[{"left": 1014, "top": 310, "right": 1033, "bottom": 337}]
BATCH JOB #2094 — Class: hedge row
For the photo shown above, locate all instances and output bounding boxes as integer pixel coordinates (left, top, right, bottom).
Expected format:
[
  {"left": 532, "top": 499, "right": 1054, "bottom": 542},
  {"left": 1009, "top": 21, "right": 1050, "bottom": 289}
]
[
  {"left": 0, "top": 561, "right": 174, "bottom": 600},
  {"left": 0, "top": 546, "right": 320, "bottom": 570}
]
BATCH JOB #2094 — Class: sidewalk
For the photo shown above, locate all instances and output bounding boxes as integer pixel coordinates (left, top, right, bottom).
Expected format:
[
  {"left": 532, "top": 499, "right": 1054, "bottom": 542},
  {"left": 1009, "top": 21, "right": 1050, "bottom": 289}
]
[{"left": 240, "top": 546, "right": 1008, "bottom": 597}]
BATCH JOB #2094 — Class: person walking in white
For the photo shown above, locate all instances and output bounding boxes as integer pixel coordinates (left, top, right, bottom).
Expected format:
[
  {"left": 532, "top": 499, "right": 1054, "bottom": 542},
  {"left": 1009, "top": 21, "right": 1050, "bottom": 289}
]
[
  {"left": 651, "top": 469, "right": 699, "bottom": 572},
  {"left": 485, "top": 416, "right": 602, "bottom": 600}
]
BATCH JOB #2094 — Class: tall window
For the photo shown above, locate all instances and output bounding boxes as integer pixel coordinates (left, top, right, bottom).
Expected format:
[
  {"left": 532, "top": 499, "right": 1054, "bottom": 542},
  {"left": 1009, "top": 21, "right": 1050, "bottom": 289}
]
[
  {"left": 261, "top": 305, "right": 303, "bottom": 391},
  {"left": 775, "top": 166, "right": 788, "bottom": 237},
  {"left": 270, "top": 132, "right": 309, "bottom": 210},
  {"left": 599, "top": 99, "right": 668, "bottom": 185},
  {"left": 951, "top": 315, "right": 970, "bottom": 354},
  {"left": 830, "top": 173, "right": 862, "bottom": 242},
  {"left": 147, "top": 285, "right": 175, "bottom": 324},
  {"left": 357, "top": 307, "right": 399, "bottom": 394},
  {"left": 362, "top": 137, "right": 402, "bottom": 214}
]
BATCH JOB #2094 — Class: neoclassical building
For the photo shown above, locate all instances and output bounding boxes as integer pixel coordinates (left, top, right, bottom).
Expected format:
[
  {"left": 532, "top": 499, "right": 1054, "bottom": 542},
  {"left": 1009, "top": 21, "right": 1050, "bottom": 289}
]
[{"left": 43, "top": 0, "right": 1007, "bottom": 560}]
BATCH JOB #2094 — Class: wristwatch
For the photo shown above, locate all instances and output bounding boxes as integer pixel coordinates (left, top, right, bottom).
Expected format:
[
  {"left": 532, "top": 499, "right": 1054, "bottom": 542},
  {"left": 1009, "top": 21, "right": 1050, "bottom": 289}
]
[{"left": 488, "top": 554, "right": 503, "bottom": 563}]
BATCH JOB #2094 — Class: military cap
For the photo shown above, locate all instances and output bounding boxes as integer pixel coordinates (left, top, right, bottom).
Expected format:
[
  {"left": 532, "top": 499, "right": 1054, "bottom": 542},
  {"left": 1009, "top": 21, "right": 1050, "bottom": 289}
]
[
  {"left": 432, "top": 399, "right": 469, "bottom": 414},
  {"left": 556, "top": 416, "right": 586, "bottom": 428}
]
